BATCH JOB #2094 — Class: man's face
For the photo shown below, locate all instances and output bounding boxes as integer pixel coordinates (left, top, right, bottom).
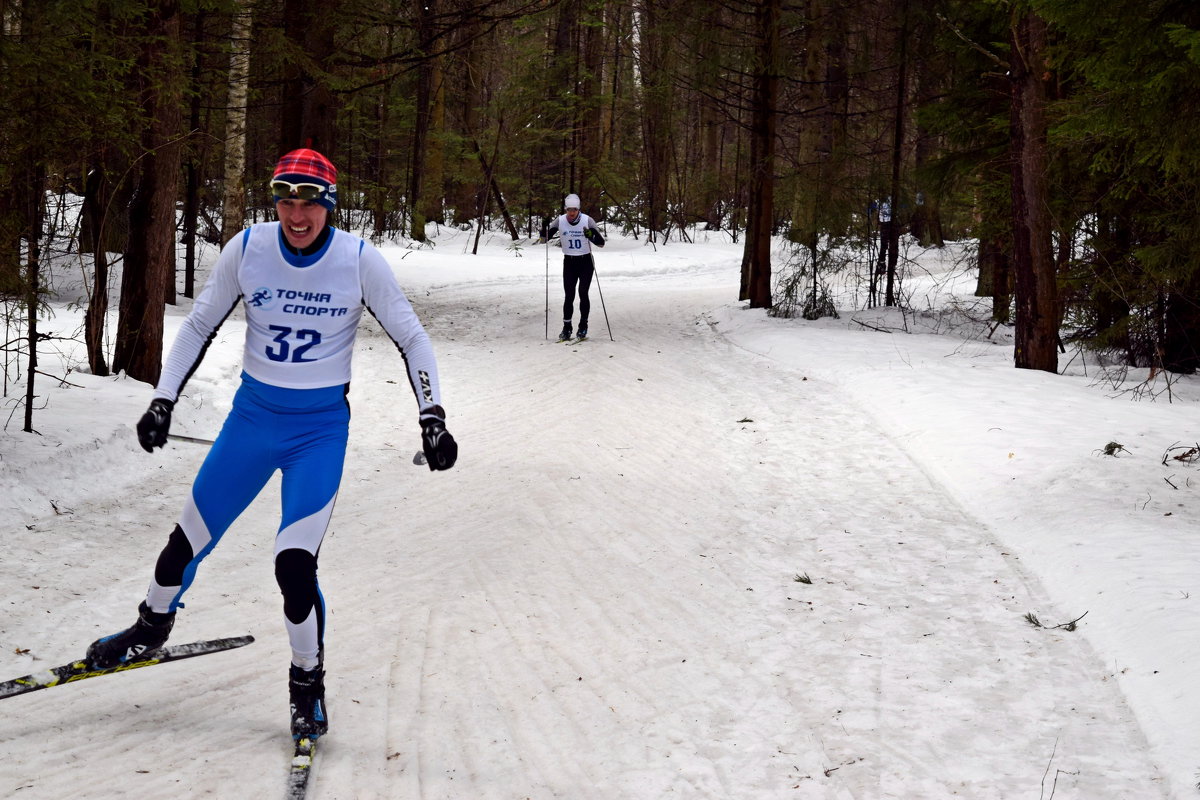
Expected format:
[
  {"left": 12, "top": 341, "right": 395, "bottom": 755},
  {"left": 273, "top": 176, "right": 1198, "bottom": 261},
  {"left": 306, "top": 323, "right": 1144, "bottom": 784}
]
[
  {"left": 566, "top": 207, "right": 580, "bottom": 223},
  {"left": 277, "top": 199, "right": 328, "bottom": 249}
]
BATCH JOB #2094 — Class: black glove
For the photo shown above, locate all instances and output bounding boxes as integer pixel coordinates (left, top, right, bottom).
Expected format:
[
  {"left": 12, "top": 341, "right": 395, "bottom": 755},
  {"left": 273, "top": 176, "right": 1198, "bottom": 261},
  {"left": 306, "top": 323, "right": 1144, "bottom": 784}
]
[
  {"left": 136, "top": 398, "right": 174, "bottom": 453},
  {"left": 420, "top": 413, "right": 458, "bottom": 471},
  {"left": 586, "top": 228, "right": 605, "bottom": 247}
]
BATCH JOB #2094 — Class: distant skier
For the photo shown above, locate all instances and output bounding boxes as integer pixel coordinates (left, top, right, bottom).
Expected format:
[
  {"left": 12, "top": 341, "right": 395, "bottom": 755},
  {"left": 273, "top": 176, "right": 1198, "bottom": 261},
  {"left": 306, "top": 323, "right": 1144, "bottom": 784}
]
[
  {"left": 86, "top": 148, "right": 458, "bottom": 741},
  {"left": 541, "top": 193, "right": 604, "bottom": 341},
  {"left": 875, "top": 195, "right": 893, "bottom": 275}
]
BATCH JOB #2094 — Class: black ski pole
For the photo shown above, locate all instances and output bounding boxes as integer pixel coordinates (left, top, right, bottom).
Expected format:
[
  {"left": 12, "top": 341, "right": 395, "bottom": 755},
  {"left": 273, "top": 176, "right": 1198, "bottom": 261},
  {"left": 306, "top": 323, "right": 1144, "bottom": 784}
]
[
  {"left": 594, "top": 264, "right": 613, "bottom": 341},
  {"left": 168, "top": 433, "right": 215, "bottom": 446}
]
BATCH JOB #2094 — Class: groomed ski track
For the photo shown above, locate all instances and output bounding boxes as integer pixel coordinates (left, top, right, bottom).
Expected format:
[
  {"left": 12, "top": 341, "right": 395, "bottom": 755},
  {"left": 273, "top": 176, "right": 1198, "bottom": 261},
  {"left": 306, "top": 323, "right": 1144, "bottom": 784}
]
[{"left": 0, "top": 248, "right": 1167, "bottom": 799}]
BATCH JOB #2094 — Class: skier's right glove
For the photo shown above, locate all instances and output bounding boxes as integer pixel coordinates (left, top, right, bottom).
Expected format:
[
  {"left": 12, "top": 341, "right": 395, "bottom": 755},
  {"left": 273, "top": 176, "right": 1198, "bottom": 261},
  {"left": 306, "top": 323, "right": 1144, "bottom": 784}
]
[
  {"left": 419, "top": 411, "right": 458, "bottom": 472},
  {"left": 136, "top": 398, "right": 174, "bottom": 453}
]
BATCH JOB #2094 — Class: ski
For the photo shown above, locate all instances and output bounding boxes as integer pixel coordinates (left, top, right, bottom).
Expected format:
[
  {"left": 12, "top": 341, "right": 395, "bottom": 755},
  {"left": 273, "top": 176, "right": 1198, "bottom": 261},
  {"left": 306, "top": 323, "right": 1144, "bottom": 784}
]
[
  {"left": 286, "top": 736, "right": 318, "bottom": 799},
  {"left": 0, "top": 635, "right": 254, "bottom": 700}
]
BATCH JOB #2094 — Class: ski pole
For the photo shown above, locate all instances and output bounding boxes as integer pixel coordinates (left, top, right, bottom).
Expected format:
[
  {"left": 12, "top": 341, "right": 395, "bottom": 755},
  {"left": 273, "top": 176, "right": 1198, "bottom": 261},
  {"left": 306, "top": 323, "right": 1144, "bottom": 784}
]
[
  {"left": 545, "top": 232, "right": 549, "bottom": 340},
  {"left": 168, "top": 433, "right": 215, "bottom": 446},
  {"left": 593, "top": 264, "right": 613, "bottom": 341}
]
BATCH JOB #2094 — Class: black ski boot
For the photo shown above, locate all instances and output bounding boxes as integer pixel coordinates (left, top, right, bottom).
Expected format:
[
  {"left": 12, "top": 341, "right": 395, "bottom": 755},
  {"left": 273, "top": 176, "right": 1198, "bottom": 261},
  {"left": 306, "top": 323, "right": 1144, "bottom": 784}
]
[
  {"left": 289, "top": 663, "right": 329, "bottom": 739},
  {"left": 86, "top": 601, "right": 175, "bottom": 668},
  {"left": 557, "top": 322, "right": 572, "bottom": 341},
  {"left": 577, "top": 325, "right": 588, "bottom": 341}
]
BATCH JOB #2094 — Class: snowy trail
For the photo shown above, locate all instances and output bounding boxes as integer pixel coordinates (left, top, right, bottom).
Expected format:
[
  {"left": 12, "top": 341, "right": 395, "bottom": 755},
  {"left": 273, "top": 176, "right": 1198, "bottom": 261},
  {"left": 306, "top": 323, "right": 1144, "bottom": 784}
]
[
  {"left": 322, "top": 271, "right": 1165, "bottom": 798},
  {"left": 0, "top": 262, "right": 1168, "bottom": 798}
]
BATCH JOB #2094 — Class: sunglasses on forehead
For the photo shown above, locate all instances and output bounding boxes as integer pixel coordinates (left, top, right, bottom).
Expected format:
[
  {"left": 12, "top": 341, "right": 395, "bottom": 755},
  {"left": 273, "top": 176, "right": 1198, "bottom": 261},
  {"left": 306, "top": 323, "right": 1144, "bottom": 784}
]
[{"left": 269, "top": 180, "right": 328, "bottom": 201}]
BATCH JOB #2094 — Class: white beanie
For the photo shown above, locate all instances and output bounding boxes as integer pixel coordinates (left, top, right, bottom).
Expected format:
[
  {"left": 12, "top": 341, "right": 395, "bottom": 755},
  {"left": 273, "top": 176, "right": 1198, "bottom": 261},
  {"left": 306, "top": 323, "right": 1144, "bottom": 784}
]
[{"left": 564, "top": 194, "right": 580, "bottom": 209}]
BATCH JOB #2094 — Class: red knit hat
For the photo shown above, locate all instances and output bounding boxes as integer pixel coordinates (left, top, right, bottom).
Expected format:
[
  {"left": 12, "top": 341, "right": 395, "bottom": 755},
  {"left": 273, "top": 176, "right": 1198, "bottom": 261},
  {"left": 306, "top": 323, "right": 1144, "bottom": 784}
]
[{"left": 272, "top": 149, "right": 337, "bottom": 210}]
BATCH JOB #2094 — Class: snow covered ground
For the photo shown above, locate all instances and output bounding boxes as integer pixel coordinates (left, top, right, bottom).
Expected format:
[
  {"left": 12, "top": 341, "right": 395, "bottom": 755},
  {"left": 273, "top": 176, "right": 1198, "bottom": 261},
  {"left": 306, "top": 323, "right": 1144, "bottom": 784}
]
[{"left": 0, "top": 224, "right": 1196, "bottom": 799}]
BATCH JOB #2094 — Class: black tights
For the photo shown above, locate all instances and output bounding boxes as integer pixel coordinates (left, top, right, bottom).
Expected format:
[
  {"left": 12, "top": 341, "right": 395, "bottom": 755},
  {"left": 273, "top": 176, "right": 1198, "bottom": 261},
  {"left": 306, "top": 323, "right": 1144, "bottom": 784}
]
[{"left": 562, "top": 254, "right": 595, "bottom": 326}]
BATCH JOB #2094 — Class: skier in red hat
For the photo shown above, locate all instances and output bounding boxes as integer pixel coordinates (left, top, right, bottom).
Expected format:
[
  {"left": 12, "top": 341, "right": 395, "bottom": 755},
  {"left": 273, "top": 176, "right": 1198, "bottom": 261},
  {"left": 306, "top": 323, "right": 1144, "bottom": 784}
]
[{"left": 86, "top": 148, "right": 458, "bottom": 741}]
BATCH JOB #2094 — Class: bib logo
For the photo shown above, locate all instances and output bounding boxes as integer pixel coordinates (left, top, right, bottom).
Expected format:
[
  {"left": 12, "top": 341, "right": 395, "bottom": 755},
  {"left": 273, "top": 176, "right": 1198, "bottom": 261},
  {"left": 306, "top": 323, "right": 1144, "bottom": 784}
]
[
  {"left": 277, "top": 289, "right": 348, "bottom": 318},
  {"left": 250, "top": 287, "right": 276, "bottom": 309}
]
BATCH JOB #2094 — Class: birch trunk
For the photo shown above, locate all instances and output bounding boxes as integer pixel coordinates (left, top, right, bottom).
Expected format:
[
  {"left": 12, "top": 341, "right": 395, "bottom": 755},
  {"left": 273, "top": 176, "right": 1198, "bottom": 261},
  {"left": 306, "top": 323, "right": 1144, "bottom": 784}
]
[{"left": 221, "top": 1, "right": 252, "bottom": 245}]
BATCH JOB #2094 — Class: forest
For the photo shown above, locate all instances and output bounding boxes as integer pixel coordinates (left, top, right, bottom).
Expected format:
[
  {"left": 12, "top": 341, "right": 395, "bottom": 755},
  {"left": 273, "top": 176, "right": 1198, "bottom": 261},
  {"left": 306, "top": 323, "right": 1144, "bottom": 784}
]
[{"left": 2, "top": 0, "right": 1199, "bottom": 431}]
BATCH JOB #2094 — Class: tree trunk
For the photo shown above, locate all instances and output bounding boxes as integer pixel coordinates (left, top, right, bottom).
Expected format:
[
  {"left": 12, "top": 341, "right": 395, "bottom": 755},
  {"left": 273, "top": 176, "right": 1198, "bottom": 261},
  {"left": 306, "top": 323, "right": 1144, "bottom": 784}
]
[
  {"left": 577, "top": 1, "right": 604, "bottom": 213},
  {"left": 975, "top": 235, "right": 1011, "bottom": 323},
  {"left": 908, "top": 8, "right": 943, "bottom": 248},
  {"left": 420, "top": 47, "right": 447, "bottom": 226},
  {"left": 603, "top": 2, "right": 634, "bottom": 168},
  {"left": 1009, "top": 10, "right": 1058, "bottom": 372},
  {"left": 408, "top": 0, "right": 436, "bottom": 241},
  {"left": 696, "top": 3, "right": 724, "bottom": 229},
  {"left": 222, "top": 1, "right": 252, "bottom": 245},
  {"left": 451, "top": 22, "right": 484, "bottom": 227},
  {"left": 21, "top": 161, "right": 45, "bottom": 433},
  {"left": 179, "top": 9, "right": 208, "bottom": 298},
  {"left": 1163, "top": 280, "right": 1200, "bottom": 373},
  {"left": 82, "top": 162, "right": 112, "bottom": 377},
  {"left": 528, "top": 2, "right": 574, "bottom": 214},
  {"left": 280, "top": 0, "right": 337, "bottom": 153},
  {"left": 1090, "top": 209, "right": 1134, "bottom": 362},
  {"left": 371, "top": 76, "right": 393, "bottom": 239},
  {"left": 884, "top": 0, "right": 908, "bottom": 307},
  {"left": 472, "top": 136, "right": 519, "bottom": 241},
  {"left": 740, "top": 0, "right": 780, "bottom": 308},
  {"left": 114, "top": 1, "right": 184, "bottom": 386},
  {"left": 637, "top": 0, "right": 673, "bottom": 241},
  {"left": 78, "top": 0, "right": 134, "bottom": 375},
  {"left": 472, "top": 125, "right": 519, "bottom": 250}
]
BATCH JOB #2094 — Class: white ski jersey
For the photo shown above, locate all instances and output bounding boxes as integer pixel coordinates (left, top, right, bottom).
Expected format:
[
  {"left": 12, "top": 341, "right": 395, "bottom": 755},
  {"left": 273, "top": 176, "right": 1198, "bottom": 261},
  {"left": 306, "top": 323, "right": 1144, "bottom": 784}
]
[
  {"left": 155, "top": 222, "right": 442, "bottom": 413},
  {"left": 550, "top": 212, "right": 600, "bottom": 256}
]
